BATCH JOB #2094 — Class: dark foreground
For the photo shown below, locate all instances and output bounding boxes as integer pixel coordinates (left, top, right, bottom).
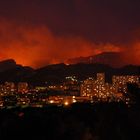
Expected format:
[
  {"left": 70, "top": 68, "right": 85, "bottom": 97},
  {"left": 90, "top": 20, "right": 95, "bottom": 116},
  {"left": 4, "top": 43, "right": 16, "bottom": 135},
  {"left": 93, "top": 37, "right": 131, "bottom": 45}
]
[{"left": 0, "top": 102, "right": 140, "bottom": 140}]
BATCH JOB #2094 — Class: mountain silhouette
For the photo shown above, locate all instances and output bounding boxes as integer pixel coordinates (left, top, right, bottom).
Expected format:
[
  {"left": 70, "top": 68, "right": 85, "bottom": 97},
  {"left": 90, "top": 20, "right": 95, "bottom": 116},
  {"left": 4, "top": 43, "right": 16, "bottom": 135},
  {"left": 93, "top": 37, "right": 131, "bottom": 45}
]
[
  {"left": 0, "top": 59, "right": 139, "bottom": 85},
  {"left": 66, "top": 52, "right": 126, "bottom": 67}
]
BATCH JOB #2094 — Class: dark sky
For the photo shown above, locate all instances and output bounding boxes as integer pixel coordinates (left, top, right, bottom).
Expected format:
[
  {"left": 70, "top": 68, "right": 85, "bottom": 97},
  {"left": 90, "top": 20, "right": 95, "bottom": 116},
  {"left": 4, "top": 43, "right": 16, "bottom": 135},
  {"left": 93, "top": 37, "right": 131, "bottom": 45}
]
[{"left": 0, "top": 0, "right": 140, "bottom": 67}]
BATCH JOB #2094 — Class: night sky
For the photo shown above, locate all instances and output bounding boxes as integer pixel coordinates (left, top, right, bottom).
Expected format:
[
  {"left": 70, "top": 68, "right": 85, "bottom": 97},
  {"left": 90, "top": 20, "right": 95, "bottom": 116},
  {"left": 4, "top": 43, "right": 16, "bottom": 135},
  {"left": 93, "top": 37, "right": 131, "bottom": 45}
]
[{"left": 0, "top": 0, "right": 140, "bottom": 67}]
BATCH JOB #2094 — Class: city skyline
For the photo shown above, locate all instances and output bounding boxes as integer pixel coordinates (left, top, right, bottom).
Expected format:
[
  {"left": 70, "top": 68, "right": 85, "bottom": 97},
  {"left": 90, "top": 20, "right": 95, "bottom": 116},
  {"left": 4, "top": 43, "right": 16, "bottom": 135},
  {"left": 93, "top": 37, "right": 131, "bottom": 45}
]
[
  {"left": 0, "top": 72, "right": 139, "bottom": 108},
  {"left": 0, "top": 0, "right": 139, "bottom": 67}
]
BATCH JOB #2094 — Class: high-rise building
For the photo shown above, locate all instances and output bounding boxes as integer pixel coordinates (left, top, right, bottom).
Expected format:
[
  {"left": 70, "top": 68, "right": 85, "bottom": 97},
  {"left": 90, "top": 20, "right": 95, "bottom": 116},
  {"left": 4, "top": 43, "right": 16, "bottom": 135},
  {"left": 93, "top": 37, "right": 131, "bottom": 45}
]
[
  {"left": 80, "top": 77, "right": 95, "bottom": 97},
  {"left": 80, "top": 73, "right": 117, "bottom": 100},
  {"left": 112, "top": 75, "right": 139, "bottom": 93},
  {"left": 97, "top": 73, "right": 105, "bottom": 85}
]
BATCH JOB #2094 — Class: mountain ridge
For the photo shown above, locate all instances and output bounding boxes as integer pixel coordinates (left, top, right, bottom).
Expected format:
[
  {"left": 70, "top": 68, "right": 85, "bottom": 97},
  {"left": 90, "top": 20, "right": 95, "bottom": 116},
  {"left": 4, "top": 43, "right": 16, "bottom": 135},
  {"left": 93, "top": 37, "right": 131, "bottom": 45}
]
[
  {"left": 66, "top": 52, "right": 127, "bottom": 67},
  {"left": 0, "top": 59, "right": 139, "bottom": 85}
]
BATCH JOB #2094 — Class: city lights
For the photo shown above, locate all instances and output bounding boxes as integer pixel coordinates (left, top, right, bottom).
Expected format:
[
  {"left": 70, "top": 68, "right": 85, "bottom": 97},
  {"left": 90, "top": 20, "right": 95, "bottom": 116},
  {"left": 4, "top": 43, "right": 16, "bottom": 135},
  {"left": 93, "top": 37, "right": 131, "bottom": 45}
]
[{"left": 0, "top": 73, "right": 139, "bottom": 108}]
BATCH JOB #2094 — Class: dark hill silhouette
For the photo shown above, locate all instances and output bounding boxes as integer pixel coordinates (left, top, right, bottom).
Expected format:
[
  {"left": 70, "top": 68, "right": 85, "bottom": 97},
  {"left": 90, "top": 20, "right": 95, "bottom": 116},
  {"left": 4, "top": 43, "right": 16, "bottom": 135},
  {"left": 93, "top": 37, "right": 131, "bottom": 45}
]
[
  {"left": 66, "top": 52, "right": 126, "bottom": 67},
  {"left": 33, "top": 63, "right": 139, "bottom": 85},
  {"left": 0, "top": 59, "right": 20, "bottom": 72},
  {"left": 0, "top": 59, "right": 139, "bottom": 84},
  {"left": 0, "top": 59, "right": 34, "bottom": 83}
]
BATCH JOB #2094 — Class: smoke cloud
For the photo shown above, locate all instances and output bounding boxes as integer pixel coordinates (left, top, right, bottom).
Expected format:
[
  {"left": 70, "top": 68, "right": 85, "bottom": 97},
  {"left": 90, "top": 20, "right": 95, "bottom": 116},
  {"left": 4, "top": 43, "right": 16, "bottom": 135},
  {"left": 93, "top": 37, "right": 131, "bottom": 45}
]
[{"left": 0, "top": 19, "right": 139, "bottom": 68}]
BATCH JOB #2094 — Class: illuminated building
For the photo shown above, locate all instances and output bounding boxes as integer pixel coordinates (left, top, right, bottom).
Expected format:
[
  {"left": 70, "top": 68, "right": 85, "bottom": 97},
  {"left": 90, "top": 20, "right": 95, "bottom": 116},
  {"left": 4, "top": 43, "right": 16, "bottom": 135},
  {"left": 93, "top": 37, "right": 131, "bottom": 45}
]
[
  {"left": 48, "top": 85, "right": 64, "bottom": 91},
  {"left": 80, "top": 73, "right": 120, "bottom": 101},
  {"left": 112, "top": 75, "right": 139, "bottom": 93},
  {"left": 97, "top": 73, "right": 105, "bottom": 85},
  {"left": 65, "top": 76, "right": 78, "bottom": 83},
  {"left": 92, "top": 82, "right": 116, "bottom": 100},
  {"left": 112, "top": 75, "right": 139, "bottom": 85},
  {"left": 35, "top": 86, "right": 47, "bottom": 92},
  {"left": 81, "top": 73, "right": 108, "bottom": 98},
  {"left": 64, "top": 76, "right": 80, "bottom": 96},
  {"left": 18, "top": 82, "right": 28, "bottom": 93},
  {"left": 80, "top": 77, "right": 95, "bottom": 97}
]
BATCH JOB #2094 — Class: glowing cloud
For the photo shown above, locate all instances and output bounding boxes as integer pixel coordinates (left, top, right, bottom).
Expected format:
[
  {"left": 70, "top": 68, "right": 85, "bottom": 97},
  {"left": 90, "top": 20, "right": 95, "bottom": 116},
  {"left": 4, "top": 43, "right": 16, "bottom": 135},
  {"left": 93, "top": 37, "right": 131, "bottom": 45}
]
[{"left": 0, "top": 19, "right": 139, "bottom": 68}]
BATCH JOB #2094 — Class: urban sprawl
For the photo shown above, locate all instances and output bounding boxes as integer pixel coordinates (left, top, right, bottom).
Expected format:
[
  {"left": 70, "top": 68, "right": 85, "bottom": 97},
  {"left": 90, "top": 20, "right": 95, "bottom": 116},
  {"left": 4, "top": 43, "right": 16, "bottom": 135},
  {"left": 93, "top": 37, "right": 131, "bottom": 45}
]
[{"left": 0, "top": 73, "right": 139, "bottom": 108}]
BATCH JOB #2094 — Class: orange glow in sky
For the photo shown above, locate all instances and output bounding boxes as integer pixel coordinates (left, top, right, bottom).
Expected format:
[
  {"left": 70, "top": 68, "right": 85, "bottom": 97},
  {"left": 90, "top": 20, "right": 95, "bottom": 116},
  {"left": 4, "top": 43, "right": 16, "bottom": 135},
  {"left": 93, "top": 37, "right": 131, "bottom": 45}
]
[{"left": 0, "top": 20, "right": 139, "bottom": 68}]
